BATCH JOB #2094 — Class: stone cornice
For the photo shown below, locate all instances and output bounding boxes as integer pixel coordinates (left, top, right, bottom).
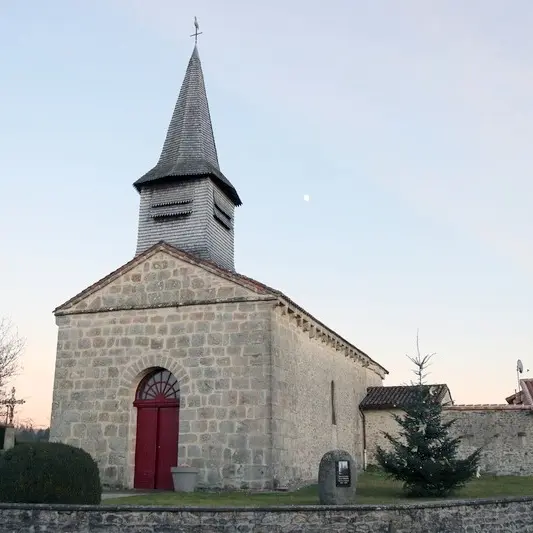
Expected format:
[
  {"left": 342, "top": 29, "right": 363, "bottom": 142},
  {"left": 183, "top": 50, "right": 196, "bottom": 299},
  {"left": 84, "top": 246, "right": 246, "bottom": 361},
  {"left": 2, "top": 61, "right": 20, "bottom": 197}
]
[
  {"left": 274, "top": 301, "right": 387, "bottom": 379},
  {"left": 54, "top": 296, "right": 278, "bottom": 319}
]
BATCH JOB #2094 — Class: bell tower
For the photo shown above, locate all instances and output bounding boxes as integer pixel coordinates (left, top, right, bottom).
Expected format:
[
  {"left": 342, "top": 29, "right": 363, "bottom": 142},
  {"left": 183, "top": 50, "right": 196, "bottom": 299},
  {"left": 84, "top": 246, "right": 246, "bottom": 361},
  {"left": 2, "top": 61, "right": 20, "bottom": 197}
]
[{"left": 133, "top": 40, "right": 241, "bottom": 271}]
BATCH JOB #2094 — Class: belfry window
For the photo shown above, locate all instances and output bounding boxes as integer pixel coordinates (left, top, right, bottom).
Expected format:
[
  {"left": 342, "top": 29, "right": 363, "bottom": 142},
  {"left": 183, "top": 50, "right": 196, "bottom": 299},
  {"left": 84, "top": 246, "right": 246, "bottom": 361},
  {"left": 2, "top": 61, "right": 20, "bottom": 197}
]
[
  {"left": 331, "top": 380, "right": 337, "bottom": 425},
  {"left": 150, "top": 184, "right": 193, "bottom": 220},
  {"left": 213, "top": 190, "right": 233, "bottom": 230}
]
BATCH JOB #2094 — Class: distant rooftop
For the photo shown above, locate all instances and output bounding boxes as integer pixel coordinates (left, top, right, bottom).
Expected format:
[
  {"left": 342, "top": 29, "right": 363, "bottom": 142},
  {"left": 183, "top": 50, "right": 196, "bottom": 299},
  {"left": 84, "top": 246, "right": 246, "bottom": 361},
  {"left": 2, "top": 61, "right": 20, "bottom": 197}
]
[{"left": 506, "top": 378, "right": 533, "bottom": 405}]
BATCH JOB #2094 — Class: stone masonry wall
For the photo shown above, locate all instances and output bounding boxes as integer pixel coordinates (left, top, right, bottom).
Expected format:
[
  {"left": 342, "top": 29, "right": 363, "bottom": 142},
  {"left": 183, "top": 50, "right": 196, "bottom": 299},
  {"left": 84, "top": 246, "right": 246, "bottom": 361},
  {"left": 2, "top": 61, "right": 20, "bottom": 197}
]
[
  {"left": 364, "top": 405, "right": 533, "bottom": 475},
  {"left": 364, "top": 408, "right": 402, "bottom": 467},
  {"left": 2, "top": 499, "right": 533, "bottom": 532},
  {"left": 50, "top": 250, "right": 276, "bottom": 489},
  {"left": 270, "top": 305, "right": 382, "bottom": 488},
  {"left": 445, "top": 406, "right": 533, "bottom": 475}
]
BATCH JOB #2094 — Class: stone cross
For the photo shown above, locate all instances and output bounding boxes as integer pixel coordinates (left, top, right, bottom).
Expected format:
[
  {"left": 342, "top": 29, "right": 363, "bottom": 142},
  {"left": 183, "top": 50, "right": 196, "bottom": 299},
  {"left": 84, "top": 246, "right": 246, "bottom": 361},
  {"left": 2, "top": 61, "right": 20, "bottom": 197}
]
[
  {"left": 318, "top": 449, "right": 357, "bottom": 505},
  {"left": 0, "top": 387, "right": 25, "bottom": 425}
]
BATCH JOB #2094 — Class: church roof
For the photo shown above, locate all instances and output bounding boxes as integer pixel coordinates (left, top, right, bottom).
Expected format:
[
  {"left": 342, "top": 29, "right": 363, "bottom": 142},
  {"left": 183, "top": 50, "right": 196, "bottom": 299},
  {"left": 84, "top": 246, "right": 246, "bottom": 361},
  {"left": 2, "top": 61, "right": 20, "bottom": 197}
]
[
  {"left": 360, "top": 384, "right": 451, "bottom": 410},
  {"left": 133, "top": 46, "right": 241, "bottom": 206},
  {"left": 53, "top": 241, "right": 388, "bottom": 377}
]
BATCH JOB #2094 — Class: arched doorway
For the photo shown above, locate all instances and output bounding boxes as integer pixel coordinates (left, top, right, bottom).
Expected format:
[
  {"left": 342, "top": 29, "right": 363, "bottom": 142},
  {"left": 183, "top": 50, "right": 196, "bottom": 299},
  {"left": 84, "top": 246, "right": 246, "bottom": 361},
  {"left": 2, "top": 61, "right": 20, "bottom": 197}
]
[{"left": 133, "top": 368, "right": 180, "bottom": 490}]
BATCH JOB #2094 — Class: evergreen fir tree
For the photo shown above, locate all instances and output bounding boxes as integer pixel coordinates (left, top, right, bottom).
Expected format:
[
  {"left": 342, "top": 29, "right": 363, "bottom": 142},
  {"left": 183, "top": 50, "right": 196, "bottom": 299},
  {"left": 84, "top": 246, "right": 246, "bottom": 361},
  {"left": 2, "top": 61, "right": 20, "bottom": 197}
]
[{"left": 375, "top": 335, "right": 482, "bottom": 498}]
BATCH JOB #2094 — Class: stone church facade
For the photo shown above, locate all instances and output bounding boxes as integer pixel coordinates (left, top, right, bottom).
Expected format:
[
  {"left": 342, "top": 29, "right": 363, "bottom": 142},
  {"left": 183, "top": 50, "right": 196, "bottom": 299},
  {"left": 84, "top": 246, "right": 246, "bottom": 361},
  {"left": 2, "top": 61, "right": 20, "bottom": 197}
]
[{"left": 49, "top": 44, "right": 387, "bottom": 490}]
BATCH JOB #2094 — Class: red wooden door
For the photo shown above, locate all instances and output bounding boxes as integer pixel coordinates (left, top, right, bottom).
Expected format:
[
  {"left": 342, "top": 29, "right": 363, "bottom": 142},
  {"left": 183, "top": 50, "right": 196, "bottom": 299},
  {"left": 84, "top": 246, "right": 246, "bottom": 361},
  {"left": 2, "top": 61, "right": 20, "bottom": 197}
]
[
  {"left": 133, "top": 369, "right": 180, "bottom": 490},
  {"left": 155, "top": 406, "right": 179, "bottom": 490},
  {"left": 133, "top": 407, "right": 158, "bottom": 489}
]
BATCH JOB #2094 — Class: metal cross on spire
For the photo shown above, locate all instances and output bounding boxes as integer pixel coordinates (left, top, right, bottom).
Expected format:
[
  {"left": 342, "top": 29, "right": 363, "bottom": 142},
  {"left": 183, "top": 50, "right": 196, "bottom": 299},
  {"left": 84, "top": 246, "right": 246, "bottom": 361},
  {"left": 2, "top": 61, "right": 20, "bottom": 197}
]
[{"left": 190, "top": 16, "right": 203, "bottom": 45}]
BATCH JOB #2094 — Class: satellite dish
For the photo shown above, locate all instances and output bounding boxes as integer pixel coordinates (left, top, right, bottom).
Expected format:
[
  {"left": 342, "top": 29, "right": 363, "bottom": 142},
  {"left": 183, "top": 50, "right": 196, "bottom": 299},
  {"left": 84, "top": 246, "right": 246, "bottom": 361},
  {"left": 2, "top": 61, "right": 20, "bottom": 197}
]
[{"left": 518, "top": 359, "right": 524, "bottom": 373}]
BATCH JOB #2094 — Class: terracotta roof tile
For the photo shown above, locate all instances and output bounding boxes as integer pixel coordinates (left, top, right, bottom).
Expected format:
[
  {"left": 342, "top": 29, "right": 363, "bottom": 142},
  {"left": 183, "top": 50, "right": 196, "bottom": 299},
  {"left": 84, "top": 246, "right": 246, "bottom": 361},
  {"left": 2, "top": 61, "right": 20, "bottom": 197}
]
[{"left": 360, "top": 384, "right": 450, "bottom": 410}]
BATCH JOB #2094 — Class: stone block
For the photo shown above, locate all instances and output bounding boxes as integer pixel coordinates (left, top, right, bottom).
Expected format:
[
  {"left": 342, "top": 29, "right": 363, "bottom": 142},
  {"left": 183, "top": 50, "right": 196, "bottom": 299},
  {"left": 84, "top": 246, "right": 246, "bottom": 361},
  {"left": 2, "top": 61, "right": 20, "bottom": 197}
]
[
  {"left": 318, "top": 449, "right": 357, "bottom": 505},
  {"left": 1, "top": 427, "right": 15, "bottom": 450}
]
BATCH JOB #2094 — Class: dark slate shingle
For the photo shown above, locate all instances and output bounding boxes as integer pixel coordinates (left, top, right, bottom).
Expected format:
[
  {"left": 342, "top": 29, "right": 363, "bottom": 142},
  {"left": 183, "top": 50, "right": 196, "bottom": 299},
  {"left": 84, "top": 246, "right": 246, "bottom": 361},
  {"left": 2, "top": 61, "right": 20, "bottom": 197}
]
[{"left": 133, "top": 46, "right": 241, "bottom": 206}]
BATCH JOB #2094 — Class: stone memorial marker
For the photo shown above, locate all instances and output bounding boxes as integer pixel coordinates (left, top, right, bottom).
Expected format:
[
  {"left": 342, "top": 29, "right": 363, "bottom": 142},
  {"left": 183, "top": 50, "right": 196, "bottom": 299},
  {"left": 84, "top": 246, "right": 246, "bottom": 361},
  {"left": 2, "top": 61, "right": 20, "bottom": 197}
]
[{"left": 318, "top": 449, "right": 357, "bottom": 505}]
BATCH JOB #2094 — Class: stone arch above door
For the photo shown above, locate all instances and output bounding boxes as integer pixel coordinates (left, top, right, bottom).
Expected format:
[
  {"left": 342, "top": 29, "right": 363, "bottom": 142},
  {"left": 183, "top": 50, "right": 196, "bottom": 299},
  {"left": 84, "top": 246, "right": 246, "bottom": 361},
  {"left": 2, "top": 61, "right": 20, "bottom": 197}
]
[{"left": 119, "top": 354, "right": 190, "bottom": 394}]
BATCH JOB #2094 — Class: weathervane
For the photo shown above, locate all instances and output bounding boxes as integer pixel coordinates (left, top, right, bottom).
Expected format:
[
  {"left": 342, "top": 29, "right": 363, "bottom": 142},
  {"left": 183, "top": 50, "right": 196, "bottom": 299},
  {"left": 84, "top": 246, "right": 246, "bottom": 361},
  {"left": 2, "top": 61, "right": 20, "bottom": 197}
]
[{"left": 190, "top": 16, "right": 202, "bottom": 45}]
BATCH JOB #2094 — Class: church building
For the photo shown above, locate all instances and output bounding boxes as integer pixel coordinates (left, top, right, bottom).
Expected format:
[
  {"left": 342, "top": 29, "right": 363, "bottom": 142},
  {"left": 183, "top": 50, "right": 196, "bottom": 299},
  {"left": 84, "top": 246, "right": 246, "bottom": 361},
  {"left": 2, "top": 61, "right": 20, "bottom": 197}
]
[{"left": 49, "top": 42, "right": 388, "bottom": 491}]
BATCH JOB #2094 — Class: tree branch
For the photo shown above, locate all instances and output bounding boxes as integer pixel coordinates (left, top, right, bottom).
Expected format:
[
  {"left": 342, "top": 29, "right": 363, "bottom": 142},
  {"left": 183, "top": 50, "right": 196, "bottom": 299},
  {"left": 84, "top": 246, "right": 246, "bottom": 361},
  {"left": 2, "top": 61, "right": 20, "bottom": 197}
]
[
  {"left": 408, "top": 329, "right": 436, "bottom": 385},
  {"left": 0, "top": 317, "right": 25, "bottom": 393}
]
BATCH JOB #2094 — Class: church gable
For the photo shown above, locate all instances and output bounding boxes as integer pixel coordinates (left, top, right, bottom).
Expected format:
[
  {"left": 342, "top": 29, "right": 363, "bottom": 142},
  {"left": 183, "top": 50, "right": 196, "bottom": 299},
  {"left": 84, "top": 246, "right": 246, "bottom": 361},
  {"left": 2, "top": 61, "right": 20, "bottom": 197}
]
[{"left": 55, "top": 243, "right": 273, "bottom": 315}]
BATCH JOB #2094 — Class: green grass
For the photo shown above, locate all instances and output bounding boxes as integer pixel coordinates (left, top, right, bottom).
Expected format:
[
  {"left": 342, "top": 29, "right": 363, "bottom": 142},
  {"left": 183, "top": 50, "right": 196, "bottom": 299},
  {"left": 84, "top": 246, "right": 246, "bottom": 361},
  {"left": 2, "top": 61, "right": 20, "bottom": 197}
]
[{"left": 102, "top": 471, "right": 533, "bottom": 507}]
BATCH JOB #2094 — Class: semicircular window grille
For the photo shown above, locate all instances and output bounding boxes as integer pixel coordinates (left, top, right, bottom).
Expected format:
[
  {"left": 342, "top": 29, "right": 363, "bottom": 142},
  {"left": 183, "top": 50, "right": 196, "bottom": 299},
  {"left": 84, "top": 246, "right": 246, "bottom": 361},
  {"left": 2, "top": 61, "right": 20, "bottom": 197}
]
[{"left": 136, "top": 369, "right": 179, "bottom": 402}]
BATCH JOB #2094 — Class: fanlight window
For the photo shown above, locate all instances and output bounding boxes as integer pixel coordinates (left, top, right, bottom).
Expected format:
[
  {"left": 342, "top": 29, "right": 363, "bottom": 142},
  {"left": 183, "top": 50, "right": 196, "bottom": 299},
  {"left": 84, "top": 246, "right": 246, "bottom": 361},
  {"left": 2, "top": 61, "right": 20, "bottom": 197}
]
[{"left": 136, "top": 369, "right": 179, "bottom": 402}]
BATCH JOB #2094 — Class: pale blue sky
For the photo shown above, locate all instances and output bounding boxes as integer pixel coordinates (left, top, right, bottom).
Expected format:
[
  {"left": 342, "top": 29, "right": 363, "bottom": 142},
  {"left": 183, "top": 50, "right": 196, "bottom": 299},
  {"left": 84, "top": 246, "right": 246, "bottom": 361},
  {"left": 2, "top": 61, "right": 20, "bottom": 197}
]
[{"left": 2, "top": 1, "right": 533, "bottom": 426}]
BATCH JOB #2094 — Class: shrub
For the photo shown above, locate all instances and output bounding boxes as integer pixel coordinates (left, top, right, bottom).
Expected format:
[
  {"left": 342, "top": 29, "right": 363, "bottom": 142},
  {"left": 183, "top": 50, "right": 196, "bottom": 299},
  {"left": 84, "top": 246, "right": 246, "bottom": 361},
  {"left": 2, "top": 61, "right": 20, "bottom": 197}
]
[{"left": 0, "top": 442, "right": 101, "bottom": 504}]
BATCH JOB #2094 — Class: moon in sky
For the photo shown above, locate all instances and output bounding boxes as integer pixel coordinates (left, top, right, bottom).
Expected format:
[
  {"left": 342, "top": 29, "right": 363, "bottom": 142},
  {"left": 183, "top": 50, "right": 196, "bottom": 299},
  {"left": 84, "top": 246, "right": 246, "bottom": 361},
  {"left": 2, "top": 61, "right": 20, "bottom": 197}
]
[{"left": 303, "top": 194, "right": 310, "bottom": 202}]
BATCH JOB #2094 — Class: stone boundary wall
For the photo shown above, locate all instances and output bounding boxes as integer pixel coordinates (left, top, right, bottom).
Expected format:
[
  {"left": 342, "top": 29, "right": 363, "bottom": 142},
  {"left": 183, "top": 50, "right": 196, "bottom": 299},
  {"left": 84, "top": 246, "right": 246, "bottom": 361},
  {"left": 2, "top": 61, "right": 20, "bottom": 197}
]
[
  {"left": 444, "top": 405, "right": 533, "bottom": 475},
  {"left": 1, "top": 498, "right": 533, "bottom": 533},
  {"left": 365, "top": 404, "right": 533, "bottom": 476}
]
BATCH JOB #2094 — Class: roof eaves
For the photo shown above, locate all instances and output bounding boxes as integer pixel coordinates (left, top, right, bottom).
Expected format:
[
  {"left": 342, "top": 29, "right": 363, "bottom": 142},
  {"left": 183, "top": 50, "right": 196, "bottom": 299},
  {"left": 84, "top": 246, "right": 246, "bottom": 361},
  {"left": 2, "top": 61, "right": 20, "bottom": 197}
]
[
  {"left": 133, "top": 168, "right": 242, "bottom": 206},
  {"left": 272, "top": 293, "right": 388, "bottom": 376}
]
